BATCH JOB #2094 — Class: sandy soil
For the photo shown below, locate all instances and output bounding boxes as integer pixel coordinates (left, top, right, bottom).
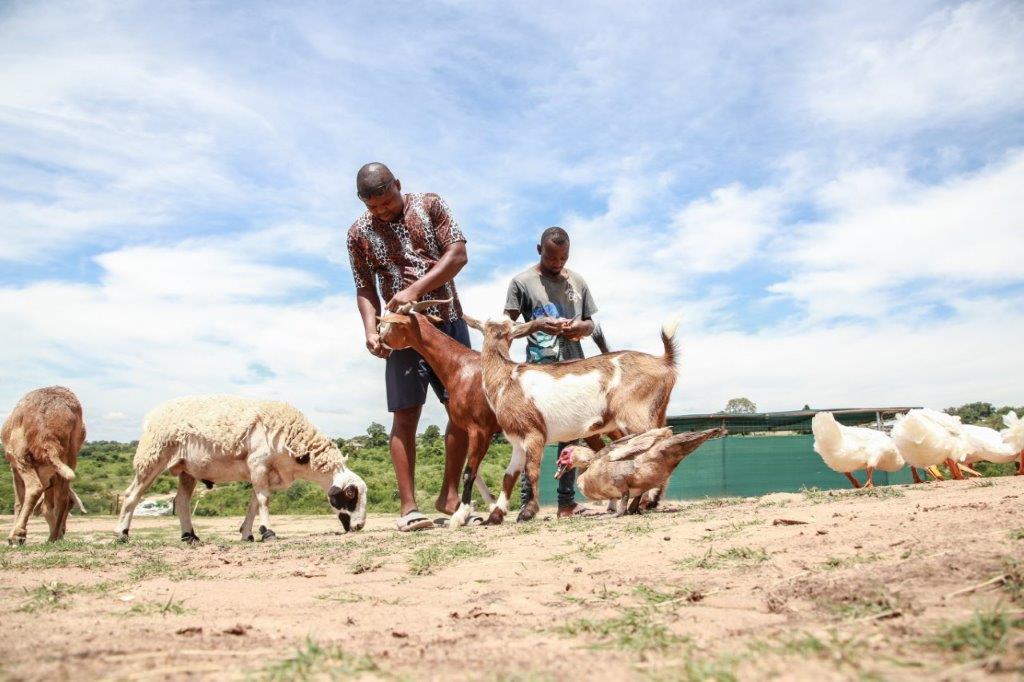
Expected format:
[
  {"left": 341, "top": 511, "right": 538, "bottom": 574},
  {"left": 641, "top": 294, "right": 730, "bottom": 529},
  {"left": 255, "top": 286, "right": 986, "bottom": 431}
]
[{"left": 1, "top": 476, "right": 1022, "bottom": 681}]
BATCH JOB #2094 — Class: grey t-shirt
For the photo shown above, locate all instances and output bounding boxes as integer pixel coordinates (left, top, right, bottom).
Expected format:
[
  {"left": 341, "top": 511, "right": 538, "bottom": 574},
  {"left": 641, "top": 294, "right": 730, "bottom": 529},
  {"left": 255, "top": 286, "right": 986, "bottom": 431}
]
[{"left": 504, "top": 266, "right": 598, "bottom": 362}]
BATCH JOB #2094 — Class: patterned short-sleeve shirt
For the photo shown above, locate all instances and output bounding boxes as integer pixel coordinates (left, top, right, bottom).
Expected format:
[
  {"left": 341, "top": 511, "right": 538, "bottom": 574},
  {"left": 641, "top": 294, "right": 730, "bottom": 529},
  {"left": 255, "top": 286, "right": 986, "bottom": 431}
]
[{"left": 346, "top": 193, "right": 466, "bottom": 321}]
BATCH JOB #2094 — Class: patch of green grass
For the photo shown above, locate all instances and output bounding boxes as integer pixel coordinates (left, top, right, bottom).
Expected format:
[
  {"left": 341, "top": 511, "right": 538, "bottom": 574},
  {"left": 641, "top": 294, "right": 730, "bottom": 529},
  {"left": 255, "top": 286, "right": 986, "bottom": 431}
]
[
  {"left": 408, "top": 540, "right": 487, "bottom": 575},
  {"left": 622, "top": 517, "right": 655, "bottom": 535},
  {"left": 1003, "top": 558, "right": 1023, "bottom": 602},
  {"left": 821, "top": 553, "right": 881, "bottom": 571},
  {"left": 127, "top": 594, "right": 193, "bottom": 616},
  {"left": 933, "top": 609, "right": 1024, "bottom": 661},
  {"left": 556, "top": 606, "right": 684, "bottom": 652},
  {"left": 824, "top": 587, "right": 901, "bottom": 620},
  {"left": 260, "top": 638, "right": 380, "bottom": 680},
  {"left": 753, "top": 630, "right": 866, "bottom": 671},
  {"left": 643, "top": 654, "right": 739, "bottom": 682},
  {"left": 547, "top": 540, "right": 610, "bottom": 564},
  {"left": 857, "top": 486, "right": 904, "bottom": 498},
  {"left": 16, "top": 582, "right": 78, "bottom": 613},
  {"left": 633, "top": 583, "right": 700, "bottom": 606},
  {"left": 1010, "top": 528, "right": 1024, "bottom": 541},
  {"left": 127, "top": 557, "right": 204, "bottom": 582},
  {"left": 676, "top": 546, "right": 769, "bottom": 570}
]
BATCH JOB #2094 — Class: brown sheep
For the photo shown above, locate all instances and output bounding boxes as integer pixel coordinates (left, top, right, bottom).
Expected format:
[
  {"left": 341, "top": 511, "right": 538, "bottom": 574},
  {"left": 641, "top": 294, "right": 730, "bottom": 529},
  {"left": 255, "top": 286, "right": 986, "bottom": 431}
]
[{"left": 1, "top": 386, "right": 85, "bottom": 545}]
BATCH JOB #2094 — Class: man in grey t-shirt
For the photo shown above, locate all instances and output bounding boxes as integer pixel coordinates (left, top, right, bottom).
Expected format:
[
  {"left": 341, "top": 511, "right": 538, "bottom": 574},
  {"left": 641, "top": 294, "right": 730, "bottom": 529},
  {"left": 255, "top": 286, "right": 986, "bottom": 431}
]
[{"left": 504, "top": 226, "right": 609, "bottom": 517}]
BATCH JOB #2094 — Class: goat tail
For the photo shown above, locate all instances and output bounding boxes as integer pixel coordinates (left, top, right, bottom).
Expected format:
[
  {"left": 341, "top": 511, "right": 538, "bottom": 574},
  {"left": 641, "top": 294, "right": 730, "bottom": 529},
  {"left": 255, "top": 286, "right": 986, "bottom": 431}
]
[
  {"left": 660, "top": 314, "right": 682, "bottom": 366},
  {"left": 40, "top": 441, "right": 75, "bottom": 480}
]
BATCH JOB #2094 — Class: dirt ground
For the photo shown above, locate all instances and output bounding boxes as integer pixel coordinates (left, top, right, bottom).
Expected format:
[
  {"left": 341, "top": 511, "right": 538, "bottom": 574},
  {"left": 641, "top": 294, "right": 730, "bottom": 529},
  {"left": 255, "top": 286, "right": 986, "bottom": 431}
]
[{"left": 1, "top": 477, "right": 1022, "bottom": 681}]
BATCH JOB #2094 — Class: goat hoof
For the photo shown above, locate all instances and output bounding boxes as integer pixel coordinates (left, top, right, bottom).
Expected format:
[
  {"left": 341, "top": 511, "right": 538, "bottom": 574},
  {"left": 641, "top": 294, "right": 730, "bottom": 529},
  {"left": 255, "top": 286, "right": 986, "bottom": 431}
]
[
  {"left": 485, "top": 509, "right": 505, "bottom": 525},
  {"left": 116, "top": 531, "right": 130, "bottom": 544},
  {"left": 243, "top": 534, "right": 254, "bottom": 542},
  {"left": 259, "top": 526, "right": 277, "bottom": 542},
  {"left": 8, "top": 536, "right": 25, "bottom": 546},
  {"left": 180, "top": 531, "right": 201, "bottom": 545}
]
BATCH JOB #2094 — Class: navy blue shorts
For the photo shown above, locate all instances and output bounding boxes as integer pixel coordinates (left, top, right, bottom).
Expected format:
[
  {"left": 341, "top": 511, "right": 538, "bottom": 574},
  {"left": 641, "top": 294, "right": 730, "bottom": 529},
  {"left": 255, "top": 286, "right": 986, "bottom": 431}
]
[{"left": 385, "top": 318, "right": 471, "bottom": 412}]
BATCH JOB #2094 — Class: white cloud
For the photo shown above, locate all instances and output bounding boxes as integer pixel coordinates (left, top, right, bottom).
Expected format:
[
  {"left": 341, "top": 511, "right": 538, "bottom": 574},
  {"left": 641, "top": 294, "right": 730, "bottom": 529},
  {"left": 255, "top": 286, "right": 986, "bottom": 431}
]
[{"left": 806, "top": 1, "right": 1024, "bottom": 128}]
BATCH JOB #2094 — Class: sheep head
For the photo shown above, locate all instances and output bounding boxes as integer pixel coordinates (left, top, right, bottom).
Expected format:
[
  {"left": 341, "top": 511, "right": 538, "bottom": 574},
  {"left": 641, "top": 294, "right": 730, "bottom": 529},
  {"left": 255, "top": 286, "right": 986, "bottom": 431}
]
[{"left": 327, "top": 464, "right": 368, "bottom": 532}]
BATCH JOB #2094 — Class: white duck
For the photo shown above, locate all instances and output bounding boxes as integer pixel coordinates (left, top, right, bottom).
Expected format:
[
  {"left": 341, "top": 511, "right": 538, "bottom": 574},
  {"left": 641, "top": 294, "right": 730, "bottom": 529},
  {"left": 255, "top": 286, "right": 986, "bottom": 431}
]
[
  {"left": 811, "top": 411, "right": 918, "bottom": 488},
  {"left": 961, "top": 411, "right": 1024, "bottom": 472},
  {"left": 890, "top": 408, "right": 974, "bottom": 479}
]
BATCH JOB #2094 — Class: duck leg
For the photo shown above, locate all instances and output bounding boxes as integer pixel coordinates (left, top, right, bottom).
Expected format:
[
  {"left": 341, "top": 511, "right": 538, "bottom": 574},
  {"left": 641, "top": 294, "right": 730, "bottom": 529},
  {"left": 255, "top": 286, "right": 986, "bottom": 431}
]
[
  {"left": 844, "top": 472, "right": 862, "bottom": 489},
  {"left": 863, "top": 467, "right": 875, "bottom": 488},
  {"left": 613, "top": 492, "right": 630, "bottom": 518},
  {"left": 946, "top": 459, "right": 965, "bottom": 480},
  {"left": 910, "top": 467, "right": 923, "bottom": 484},
  {"left": 1017, "top": 452, "right": 1024, "bottom": 476}
]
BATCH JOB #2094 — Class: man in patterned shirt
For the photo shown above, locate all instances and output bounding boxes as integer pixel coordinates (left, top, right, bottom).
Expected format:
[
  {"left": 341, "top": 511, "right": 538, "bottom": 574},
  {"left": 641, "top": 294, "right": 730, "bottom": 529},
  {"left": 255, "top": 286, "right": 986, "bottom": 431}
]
[{"left": 347, "top": 162, "right": 471, "bottom": 532}]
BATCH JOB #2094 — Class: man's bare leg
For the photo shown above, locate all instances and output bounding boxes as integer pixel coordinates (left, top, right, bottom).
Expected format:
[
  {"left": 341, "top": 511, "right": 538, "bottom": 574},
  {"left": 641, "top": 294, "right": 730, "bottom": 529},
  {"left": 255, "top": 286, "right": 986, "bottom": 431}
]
[{"left": 391, "top": 406, "right": 422, "bottom": 516}]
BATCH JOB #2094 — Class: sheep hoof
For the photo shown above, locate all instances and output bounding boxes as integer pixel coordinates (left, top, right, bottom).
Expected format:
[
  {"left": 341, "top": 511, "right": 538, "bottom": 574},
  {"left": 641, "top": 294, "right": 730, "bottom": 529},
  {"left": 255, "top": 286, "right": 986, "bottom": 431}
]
[
  {"left": 8, "top": 536, "right": 25, "bottom": 546},
  {"left": 116, "top": 531, "right": 130, "bottom": 544},
  {"left": 243, "top": 534, "right": 254, "bottom": 542},
  {"left": 180, "top": 531, "right": 201, "bottom": 545},
  {"left": 259, "top": 526, "right": 277, "bottom": 542}
]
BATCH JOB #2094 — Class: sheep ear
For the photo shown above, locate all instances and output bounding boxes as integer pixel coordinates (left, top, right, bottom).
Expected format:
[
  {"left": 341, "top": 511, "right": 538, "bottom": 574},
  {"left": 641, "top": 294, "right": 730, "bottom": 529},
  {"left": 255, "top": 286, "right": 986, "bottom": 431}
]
[{"left": 462, "top": 314, "right": 484, "bottom": 331}]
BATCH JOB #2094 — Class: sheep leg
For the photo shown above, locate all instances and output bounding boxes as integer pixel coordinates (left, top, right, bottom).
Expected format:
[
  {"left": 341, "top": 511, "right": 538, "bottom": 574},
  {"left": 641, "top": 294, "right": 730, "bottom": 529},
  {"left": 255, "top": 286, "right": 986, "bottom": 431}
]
[
  {"left": 515, "top": 437, "right": 545, "bottom": 523},
  {"left": 176, "top": 473, "right": 201, "bottom": 544},
  {"left": 488, "top": 442, "right": 525, "bottom": 525},
  {"left": 8, "top": 465, "right": 44, "bottom": 545},
  {"left": 252, "top": 477, "right": 276, "bottom": 541},
  {"left": 11, "top": 469, "right": 25, "bottom": 520},
  {"left": 115, "top": 445, "right": 175, "bottom": 541},
  {"left": 844, "top": 472, "right": 862, "bottom": 488},
  {"left": 239, "top": 493, "right": 258, "bottom": 541},
  {"left": 451, "top": 430, "right": 490, "bottom": 529}
]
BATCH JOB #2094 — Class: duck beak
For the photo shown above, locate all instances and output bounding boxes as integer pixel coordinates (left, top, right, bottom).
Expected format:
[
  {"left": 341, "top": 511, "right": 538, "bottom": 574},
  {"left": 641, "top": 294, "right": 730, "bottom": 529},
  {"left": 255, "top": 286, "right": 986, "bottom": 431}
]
[{"left": 554, "top": 463, "right": 569, "bottom": 479}]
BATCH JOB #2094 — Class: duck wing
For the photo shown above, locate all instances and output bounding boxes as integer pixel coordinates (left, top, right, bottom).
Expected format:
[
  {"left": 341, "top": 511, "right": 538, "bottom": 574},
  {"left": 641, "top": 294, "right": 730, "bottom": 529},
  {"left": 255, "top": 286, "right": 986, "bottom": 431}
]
[{"left": 605, "top": 427, "right": 673, "bottom": 462}]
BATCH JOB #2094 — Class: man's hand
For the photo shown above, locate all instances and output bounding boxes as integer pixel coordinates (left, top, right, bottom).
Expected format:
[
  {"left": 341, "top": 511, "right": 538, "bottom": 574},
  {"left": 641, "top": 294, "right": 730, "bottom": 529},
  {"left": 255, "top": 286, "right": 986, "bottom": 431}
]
[
  {"left": 386, "top": 285, "right": 420, "bottom": 312},
  {"left": 533, "top": 317, "right": 569, "bottom": 335},
  {"left": 561, "top": 319, "right": 592, "bottom": 341},
  {"left": 365, "top": 333, "right": 390, "bottom": 358}
]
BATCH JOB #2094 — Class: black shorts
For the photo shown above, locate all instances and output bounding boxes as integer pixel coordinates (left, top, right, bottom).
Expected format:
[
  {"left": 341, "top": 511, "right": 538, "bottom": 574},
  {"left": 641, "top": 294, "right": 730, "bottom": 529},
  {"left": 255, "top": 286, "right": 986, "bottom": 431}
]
[{"left": 385, "top": 318, "right": 471, "bottom": 412}]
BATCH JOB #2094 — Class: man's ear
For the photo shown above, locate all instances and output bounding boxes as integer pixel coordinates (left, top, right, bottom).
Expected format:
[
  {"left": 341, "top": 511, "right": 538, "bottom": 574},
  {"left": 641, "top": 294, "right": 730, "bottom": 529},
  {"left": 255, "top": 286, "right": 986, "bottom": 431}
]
[
  {"left": 536, "top": 243, "right": 542, "bottom": 256},
  {"left": 394, "top": 178, "right": 401, "bottom": 193}
]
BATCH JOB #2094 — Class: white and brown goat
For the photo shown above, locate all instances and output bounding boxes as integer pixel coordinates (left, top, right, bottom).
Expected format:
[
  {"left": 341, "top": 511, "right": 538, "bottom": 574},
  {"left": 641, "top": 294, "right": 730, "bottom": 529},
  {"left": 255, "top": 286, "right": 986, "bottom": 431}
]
[{"left": 463, "top": 314, "right": 679, "bottom": 523}]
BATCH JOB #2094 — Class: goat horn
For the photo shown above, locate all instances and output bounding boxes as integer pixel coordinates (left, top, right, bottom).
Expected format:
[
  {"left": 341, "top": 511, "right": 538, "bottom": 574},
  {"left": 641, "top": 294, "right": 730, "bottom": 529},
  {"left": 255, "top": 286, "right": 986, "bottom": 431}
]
[{"left": 410, "top": 298, "right": 452, "bottom": 312}]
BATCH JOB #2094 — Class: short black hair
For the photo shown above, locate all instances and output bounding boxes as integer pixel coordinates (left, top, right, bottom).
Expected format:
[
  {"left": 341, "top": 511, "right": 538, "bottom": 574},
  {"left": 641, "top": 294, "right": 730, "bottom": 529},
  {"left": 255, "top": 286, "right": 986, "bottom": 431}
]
[
  {"left": 539, "top": 226, "right": 569, "bottom": 246},
  {"left": 356, "top": 162, "right": 395, "bottom": 199}
]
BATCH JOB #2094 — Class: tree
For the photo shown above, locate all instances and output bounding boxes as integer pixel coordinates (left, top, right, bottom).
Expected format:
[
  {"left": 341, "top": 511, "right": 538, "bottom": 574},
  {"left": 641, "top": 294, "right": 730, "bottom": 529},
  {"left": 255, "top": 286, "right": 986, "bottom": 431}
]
[
  {"left": 420, "top": 424, "right": 441, "bottom": 444},
  {"left": 722, "top": 397, "right": 757, "bottom": 414},
  {"left": 366, "top": 422, "right": 388, "bottom": 447}
]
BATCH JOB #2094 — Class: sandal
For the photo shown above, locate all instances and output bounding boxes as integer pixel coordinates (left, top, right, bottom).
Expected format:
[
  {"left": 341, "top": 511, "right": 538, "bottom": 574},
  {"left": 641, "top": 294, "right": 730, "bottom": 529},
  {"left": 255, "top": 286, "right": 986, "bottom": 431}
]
[{"left": 396, "top": 510, "right": 434, "bottom": 532}]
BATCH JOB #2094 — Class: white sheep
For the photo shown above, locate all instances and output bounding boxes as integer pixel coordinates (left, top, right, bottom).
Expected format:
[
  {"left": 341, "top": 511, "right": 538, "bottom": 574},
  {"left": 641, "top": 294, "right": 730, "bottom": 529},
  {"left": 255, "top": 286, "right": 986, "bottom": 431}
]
[{"left": 115, "top": 395, "right": 367, "bottom": 542}]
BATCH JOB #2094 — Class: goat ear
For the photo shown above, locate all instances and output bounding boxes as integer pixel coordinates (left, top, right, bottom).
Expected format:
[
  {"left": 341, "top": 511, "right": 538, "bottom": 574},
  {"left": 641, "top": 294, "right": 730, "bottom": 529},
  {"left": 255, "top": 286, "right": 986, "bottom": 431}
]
[
  {"left": 379, "top": 313, "right": 408, "bottom": 324},
  {"left": 462, "top": 314, "right": 484, "bottom": 331}
]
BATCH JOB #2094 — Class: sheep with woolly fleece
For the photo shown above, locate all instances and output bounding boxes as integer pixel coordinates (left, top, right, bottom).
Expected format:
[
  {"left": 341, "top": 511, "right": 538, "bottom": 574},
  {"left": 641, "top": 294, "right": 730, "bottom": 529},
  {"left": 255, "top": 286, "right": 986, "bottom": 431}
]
[
  {"left": 116, "top": 395, "right": 367, "bottom": 543},
  {"left": 2, "top": 386, "right": 85, "bottom": 544}
]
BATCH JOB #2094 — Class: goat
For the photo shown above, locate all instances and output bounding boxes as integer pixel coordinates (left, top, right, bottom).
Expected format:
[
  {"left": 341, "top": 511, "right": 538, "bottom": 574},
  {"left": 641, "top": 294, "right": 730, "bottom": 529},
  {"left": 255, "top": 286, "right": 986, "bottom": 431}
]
[
  {"left": 2, "top": 386, "right": 85, "bottom": 544},
  {"left": 116, "top": 395, "right": 367, "bottom": 543},
  {"left": 462, "top": 314, "right": 678, "bottom": 523}
]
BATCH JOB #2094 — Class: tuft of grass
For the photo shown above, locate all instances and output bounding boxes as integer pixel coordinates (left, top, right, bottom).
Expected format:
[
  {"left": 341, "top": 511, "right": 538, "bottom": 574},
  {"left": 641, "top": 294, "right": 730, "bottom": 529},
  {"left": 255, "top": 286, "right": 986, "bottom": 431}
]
[
  {"left": 824, "top": 587, "right": 902, "bottom": 620},
  {"left": 1001, "top": 558, "right": 1023, "bottom": 602},
  {"left": 1010, "top": 528, "right": 1024, "bottom": 541},
  {"left": 547, "top": 540, "right": 609, "bottom": 564},
  {"left": 555, "top": 606, "right": 684, "bottom": 652},
  {"left": 857, "top": 486, "right": 904, "bottom": 498},
  {"left": 408, "top": 541, "right": 487, "bottom": 575},
  {"left": 16, "top": 582, "right": 78, "bottom": 613},
  {"left": 260, "top": 638, "right": 380, "bottom": 680},
  {"left": 128, "top": 594, "right": 193, "bottom": 616},
  {"left": 821, "top": 553, "right": 881, "bottom": 571},
  {"left": 933, "top": 609, "right": 1024, "bottom": 661},
  {"left": 622, "top": 517, "right": 655, "bottom": 535},
  {"left": 127, "top": 557, "right": 205, "bottom": 582},
  {"left": 676, "top": 546, "right": 769, "bottom": 570}
]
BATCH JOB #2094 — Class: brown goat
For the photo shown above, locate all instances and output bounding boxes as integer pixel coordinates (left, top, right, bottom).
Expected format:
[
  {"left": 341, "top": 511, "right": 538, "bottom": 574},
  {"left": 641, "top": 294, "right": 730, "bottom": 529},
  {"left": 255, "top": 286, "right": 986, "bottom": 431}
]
[
  {"left": 464, "top": 315, "right": 678, "bottom": 524},
  {"left": 378, "top": 302, "right": 613, "bottom": 527},
  {"left": 1, "top": 386, "right": 85, "bottom": 544}
]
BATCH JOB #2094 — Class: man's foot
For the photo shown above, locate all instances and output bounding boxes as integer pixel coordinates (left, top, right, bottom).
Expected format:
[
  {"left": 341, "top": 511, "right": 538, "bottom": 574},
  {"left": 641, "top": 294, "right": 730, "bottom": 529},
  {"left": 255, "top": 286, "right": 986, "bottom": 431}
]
[{"left": 395, "top": 510, "right": 433, "bottom": 532}]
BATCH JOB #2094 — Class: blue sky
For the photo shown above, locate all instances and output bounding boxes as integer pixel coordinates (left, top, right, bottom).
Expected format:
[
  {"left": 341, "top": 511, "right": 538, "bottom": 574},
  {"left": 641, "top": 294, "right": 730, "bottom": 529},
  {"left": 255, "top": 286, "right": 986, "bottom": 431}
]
[{"left": 1, "top": 0, "right": 1022, "bottom": 439}]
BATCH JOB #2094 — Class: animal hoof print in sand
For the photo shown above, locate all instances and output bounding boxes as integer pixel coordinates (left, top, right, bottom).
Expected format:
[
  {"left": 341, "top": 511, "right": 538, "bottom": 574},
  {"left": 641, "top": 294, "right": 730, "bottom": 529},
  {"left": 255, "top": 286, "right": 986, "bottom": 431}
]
[{"left": 259, "top": 526, "right": 278, "bottom": 542}]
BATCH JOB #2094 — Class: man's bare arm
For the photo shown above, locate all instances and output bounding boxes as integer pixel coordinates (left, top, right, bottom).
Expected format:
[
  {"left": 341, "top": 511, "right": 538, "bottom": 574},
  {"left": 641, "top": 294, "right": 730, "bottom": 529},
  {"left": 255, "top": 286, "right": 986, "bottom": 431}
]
[
  {"left": 386, "top": 241, "right": 468, "bottom": 310},
  {"left": 356, "top": 284, "right": 388, "bottom": 358}
]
